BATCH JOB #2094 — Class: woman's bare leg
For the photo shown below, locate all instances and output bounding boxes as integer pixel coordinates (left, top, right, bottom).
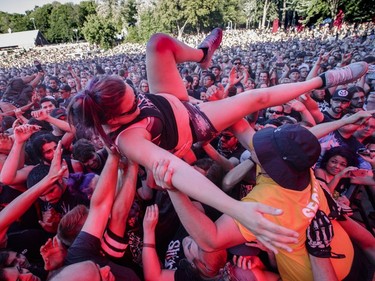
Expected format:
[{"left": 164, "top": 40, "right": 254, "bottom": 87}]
[
  {"left": 146, "top": 29, "right": 222, "bottom": 101},
  {"left": 199, "top": 62, "right": 368, "bottom": 132},
  {"left": 199, "top": 78, "right": 322, "bottom": 132}
]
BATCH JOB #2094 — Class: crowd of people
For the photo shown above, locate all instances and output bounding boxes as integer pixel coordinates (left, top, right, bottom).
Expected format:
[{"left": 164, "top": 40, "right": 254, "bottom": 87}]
[{"left": 0, "top": 21, "right": 374, "bottom": 281}]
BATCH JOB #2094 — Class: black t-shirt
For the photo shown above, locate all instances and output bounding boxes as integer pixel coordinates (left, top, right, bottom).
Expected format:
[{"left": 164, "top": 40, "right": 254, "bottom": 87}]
[
  {"left": 0, "top": 185, "right": 40, "bottom": 232},
  {"left": 164, "top": 227, "right": 209, "bottom": 281},
  {"left": 40, "top": 185, "right": 89, "bottom": 215},
  {"left": 322, "top": 110, "right": 342, "bottom": 123},
  {"left": 65, "top": 231, "right": 140, "bottom": 281}
]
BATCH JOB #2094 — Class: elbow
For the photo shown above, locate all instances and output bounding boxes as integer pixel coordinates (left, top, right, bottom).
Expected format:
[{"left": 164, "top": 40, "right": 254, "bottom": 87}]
[{"left": 221, "top": 179, "right": 234, "bottom": 193}]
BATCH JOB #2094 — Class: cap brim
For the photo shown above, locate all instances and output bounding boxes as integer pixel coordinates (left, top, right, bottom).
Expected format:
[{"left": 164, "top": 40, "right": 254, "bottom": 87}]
[
  {"left": 253, "top": 127, "right": 310, "bottom": 190},
  {"left": 228, "top": 243, "right": 260, "bottom": 256}
]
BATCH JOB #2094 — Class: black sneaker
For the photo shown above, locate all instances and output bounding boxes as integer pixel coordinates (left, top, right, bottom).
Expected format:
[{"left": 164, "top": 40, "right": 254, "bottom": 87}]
[{"left": 198, "top": 28, "right": 223, "bottom": 70}]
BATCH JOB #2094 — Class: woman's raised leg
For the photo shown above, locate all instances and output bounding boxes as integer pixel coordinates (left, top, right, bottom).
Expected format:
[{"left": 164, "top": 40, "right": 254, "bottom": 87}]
[{"left": 146, "top": 29, "right": 222, "bottom": 101}]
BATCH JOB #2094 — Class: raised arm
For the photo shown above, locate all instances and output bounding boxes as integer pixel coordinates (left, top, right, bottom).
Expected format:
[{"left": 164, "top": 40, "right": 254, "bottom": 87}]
[
  {"left": 81, "top": 147, "right": 119, "bottom": 239},
  {"left": 309, "top": 110, "right": 375, "bottom": 139},
  {"left": 202, "top": 142, "right": 236, "bottom": 172},
  {"left": 0, "top": 124, "right": 40, "bottom": 185},
  {"left": 105, "top": 160, "right": 139, "bottom": 243},
  {"left": 142, "top": 204, "right": 175, "bottom": 281},
  {"left": 0, "top": 142, "right": 66, "bottom": 244},
  {"left": 31, "top": 109, "right": 75, "bottom": 133},
  {"left": 222, "top": 159, "right": 254, "bottom": 193}
]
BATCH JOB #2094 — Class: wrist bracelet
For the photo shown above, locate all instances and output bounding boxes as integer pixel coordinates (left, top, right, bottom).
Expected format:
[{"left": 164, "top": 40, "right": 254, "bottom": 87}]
[{"left": 143, "top": 243, "right": 155, "bottom": 248}]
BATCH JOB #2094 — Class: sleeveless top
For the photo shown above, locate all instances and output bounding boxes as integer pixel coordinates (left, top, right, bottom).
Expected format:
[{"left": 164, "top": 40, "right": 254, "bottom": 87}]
[{"left": 109, "top": 93, "right": 179, "bottom": 151}]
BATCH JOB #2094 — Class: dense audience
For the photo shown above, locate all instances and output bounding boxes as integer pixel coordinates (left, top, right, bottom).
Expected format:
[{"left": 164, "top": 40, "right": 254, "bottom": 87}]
[{"left": 0, "top": 21, "right": 374, "bottom": 281}]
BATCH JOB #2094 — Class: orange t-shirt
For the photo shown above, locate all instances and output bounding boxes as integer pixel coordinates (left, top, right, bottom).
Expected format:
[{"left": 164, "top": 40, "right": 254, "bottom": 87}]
[{"left": 235, "top": 170, "right": 354, "bottom": 281}]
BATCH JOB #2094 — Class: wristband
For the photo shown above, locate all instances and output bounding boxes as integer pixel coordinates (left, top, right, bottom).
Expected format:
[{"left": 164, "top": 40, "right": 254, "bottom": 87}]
[{"left": 143, "top": 243, "right": 155, "bottom": 248}]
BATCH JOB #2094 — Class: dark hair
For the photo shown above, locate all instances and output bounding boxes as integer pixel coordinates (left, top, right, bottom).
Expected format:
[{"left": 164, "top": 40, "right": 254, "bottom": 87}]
[
  {"left": 49, "top": 76, "right": 59, "bottom": 83},
  {"left": 1, "top": 116, "right": 16, "bottom": 131},
  {"left": 68, "top": 75, "right": 128, "bottom": 148},
  {"left": 31, "top": 133, "right": 59, "bottom": 163},
  {"left": 184, "top": 75, "right": 193, "bottom": 84},
  {"left": 320, "top": 146, "right": 358, "bottom": 170},
  {"left": 27, "top": 118, "right": 53, "bottom": 132},
  {"left": 36, "top": 84, "right": 46, "bottom": 90},
  {"left": 40, "top": 97, "right": 58, "bottom": 107},
  {"left": 72, "top": 139, "right": 96, "bottom": 162},
  {"left": 27, "top": 164, "right": 50, "bottom": 189},
  {"left": 204, "top": 73, "right": 216, "bottom": 82},
  {"left": 347, "top": 85, "right": 365, "bottom": 96},
  {"left": 206, "top": 163, "right": 225, "bottom": 188},
  {"left": 57, "top": 205, "right": 89, "bottom": 247},
  {"left": 0, "top": 250, "right": 10, "bottom": 267}
]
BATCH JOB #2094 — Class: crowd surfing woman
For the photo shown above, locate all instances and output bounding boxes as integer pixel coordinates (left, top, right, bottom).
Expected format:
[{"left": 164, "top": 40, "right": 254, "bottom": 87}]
[{"left": 67, "top": 28, "right": 368, "bottom": 252}]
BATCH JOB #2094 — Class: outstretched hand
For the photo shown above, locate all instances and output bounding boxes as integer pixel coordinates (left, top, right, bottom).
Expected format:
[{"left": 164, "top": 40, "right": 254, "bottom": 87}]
[{"left": 236, "top": 202, "right": 299, "bottom": 254}]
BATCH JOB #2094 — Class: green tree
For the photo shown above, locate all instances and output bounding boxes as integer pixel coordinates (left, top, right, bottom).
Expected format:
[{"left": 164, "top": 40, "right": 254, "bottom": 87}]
[
  {"left": 82, "top": 14, "right": 117, "bottom": 49},
  {"left": 121, "top": 0, "right": 138, "bottom": 27},
  {"left": 154, "top": 0, "right": 187, "bottom": 37},
  {"left": 342, "top": 0, "right": 375, "bottom": 22},
  {"left": 29, "top": 4, "right": 54, "bottom": 35},
  {"left": 0, "top": 13, "right": 30, "bottom": 33},
  {"left": 77, "top": 0, "right": 97, "bottom": 27},
  {"left": 303, "top": 0, "right": 330, "bottom": 25},
  {"left": 220, "top": 0, "right": 245, "bottom": 28},
  {"left": 47, "top": 3, "right": 79, "bottom": 43}
]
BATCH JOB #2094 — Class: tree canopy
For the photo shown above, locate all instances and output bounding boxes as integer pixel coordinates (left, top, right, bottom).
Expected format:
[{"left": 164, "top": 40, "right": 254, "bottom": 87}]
[{"left": 0, "top": 0, "right": 372, "bottom": 48}]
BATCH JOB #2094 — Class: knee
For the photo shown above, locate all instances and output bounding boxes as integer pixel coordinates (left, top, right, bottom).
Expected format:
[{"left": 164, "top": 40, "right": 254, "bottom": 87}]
[{"left": 146, "top": 33, "right": 174, "bottom": 53}]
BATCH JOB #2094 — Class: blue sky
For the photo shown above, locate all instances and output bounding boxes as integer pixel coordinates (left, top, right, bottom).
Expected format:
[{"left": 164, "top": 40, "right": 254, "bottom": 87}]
[{"left": 0, "top": 0, "right": 84, "bottom": 14}]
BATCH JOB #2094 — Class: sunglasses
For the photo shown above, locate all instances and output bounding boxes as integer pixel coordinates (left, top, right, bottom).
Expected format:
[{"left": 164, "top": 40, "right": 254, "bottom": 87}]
[
  {"left": 234, "top": 62, "right": 241, "bottom": 65},
  {"left": 267, "top": 109, "right": 284, "bottom": 114},
  {"left": 119, "top": 94, "right": 139, "bottom": 116}
]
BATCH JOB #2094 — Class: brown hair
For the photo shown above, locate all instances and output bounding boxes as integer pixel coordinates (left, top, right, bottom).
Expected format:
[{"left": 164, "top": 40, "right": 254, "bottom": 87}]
[
  {"left": 57, "top": 205, "right": 89, "bottom": 247},
  {"left": 67, "top": 75, "right": 128, "bottom": 147}
]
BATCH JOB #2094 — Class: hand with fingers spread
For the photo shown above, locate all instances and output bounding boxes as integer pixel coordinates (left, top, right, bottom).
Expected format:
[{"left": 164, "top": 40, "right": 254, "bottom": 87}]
[
  {"left": 236, "top": 202, "right": 299, "bottom": 254},
  {"left": 286, "top": 99, "right": 307, "bottom": 112},
  {"left": 40, "top": 236, "right": 67, "bottom": 271}
]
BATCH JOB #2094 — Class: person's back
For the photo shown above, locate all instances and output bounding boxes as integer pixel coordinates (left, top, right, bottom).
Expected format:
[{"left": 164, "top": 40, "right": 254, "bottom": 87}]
[{"left": 239, "top": 174, "right": 354, "bottom": 281}]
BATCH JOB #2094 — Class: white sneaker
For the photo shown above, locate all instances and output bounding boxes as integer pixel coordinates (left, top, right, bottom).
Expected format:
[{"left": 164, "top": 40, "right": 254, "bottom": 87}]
[{"left": 320, "top": 62, "right": 368, "bottom": 88}]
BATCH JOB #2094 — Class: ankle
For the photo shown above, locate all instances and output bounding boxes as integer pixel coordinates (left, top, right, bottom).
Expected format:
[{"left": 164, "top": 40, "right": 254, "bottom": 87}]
[{"left": 198, "top": 48, "right": 208, "bottom": 63}]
